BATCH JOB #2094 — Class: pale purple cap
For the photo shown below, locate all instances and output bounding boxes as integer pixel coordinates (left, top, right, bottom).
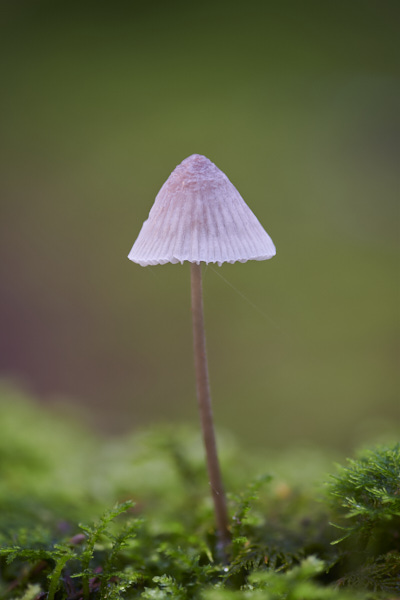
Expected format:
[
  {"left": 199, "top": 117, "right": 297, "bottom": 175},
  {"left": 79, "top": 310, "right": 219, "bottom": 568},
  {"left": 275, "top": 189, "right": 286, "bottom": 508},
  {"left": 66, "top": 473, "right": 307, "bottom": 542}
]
[{"left": 128, "top": 154, "right": 276, "bottom": 267}]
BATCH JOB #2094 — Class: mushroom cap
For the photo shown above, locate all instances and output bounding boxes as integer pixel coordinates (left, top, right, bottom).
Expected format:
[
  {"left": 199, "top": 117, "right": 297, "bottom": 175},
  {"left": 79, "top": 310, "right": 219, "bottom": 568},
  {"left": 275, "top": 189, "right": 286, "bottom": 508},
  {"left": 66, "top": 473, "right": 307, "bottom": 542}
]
[{"left": 128, "top": 154, "right": 276, "bottom": 267}]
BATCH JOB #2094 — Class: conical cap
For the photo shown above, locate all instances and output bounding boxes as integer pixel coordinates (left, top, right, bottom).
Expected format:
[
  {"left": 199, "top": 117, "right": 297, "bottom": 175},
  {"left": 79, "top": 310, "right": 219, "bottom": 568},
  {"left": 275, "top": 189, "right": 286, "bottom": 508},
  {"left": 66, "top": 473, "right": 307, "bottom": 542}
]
[{"left": 128, "top": 154, "right": 276, "bottom": 267}]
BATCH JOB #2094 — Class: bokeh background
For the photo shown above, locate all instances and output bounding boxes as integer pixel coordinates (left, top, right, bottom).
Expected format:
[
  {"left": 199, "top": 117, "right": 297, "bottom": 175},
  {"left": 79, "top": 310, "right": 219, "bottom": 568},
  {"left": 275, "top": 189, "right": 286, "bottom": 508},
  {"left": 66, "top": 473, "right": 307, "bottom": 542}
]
[{"left": 0, "top": 1, "right": 399, "bottom": 453}]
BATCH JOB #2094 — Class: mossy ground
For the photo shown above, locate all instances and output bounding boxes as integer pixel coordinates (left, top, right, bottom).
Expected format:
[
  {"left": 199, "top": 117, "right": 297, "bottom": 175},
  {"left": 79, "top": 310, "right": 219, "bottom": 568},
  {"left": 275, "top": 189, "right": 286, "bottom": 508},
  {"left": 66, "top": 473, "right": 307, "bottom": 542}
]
[{"left": 0, "top": 384, "right": 399, "bottom": 600}]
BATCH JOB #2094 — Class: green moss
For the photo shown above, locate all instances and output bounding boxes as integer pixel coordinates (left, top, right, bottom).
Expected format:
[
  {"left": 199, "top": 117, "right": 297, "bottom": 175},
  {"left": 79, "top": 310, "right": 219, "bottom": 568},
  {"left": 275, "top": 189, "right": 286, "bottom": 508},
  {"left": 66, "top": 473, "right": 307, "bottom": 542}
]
[
  {"left": 0, "top": 385, "right": 398, "bottom": 599},
  {"left": 326, "top": 444, "right": 400, "bottom": 594}
]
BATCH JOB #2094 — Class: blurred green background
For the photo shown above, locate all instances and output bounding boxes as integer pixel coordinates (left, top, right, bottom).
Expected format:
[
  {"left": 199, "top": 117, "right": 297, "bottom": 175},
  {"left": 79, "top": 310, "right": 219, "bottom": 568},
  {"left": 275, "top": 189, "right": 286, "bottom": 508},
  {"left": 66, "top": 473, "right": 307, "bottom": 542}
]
[{"left": 0, "top": 1, "right": 398, "bottom": 453}]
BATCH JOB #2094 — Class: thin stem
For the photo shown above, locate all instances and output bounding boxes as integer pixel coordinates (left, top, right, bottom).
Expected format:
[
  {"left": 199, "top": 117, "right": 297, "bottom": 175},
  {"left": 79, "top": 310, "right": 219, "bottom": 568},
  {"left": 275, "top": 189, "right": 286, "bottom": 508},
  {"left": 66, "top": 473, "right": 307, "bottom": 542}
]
[{"left": 190, "top": 262, "right": 231, "bottom": 557}]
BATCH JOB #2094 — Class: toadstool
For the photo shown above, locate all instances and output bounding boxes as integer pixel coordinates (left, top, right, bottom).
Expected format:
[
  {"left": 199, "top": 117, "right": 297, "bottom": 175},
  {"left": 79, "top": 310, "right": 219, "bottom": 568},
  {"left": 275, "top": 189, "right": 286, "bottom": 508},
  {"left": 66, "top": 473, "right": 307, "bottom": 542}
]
[{"left": 128, "top": 154, "right": 276, "bottom": 556}]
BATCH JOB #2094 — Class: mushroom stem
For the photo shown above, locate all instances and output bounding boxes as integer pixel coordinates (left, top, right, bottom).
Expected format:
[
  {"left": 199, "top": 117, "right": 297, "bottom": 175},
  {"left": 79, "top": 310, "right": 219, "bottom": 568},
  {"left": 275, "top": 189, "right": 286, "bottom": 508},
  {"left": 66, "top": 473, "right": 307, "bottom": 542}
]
[{"left": 190, "top": 262, "right": 231, "bottom": 557}]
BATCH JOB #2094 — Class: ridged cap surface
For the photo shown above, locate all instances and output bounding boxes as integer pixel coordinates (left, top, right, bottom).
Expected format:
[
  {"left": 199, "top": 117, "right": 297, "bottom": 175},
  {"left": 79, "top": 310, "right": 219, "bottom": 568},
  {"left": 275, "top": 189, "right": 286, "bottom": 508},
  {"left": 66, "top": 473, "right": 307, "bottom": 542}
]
[{"left": 128, "top": 154, "right": 276, "bottom": 267}]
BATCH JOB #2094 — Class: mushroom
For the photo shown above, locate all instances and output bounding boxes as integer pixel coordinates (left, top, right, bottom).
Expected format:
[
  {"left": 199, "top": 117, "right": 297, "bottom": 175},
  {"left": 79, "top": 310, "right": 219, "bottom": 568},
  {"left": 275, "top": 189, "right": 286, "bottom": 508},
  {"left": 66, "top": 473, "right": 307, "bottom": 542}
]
[{"left": 128, "top": 154, "right": 276, "bottom": 557}]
